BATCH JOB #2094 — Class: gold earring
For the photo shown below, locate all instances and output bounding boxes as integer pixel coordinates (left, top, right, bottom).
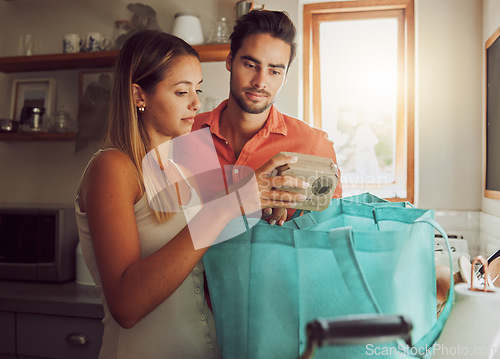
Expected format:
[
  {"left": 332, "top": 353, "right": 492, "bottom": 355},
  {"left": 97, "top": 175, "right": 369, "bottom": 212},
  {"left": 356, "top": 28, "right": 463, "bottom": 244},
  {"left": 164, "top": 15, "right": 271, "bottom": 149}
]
[{"left": 138, "top": 106, "right": 145, "bottom": 112}]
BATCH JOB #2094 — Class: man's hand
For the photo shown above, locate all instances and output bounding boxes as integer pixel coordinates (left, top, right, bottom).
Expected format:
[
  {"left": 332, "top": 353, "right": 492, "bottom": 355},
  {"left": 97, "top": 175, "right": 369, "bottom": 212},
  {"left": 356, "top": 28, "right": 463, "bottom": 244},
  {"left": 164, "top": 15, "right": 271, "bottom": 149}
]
[{"left": 262, "top": 208, "right": 287, "bottom": 226}]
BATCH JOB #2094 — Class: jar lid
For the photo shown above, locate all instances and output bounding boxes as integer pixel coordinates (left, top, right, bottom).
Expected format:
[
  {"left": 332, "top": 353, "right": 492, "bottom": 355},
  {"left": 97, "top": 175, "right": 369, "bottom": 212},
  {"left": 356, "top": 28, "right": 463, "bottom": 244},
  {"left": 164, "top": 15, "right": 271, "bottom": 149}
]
[
  {"left": 115, "top": 20, "right": 132, "bottom": 28},
  {"left": 54, "top": 111, "right": 70, "bottom": 118}
]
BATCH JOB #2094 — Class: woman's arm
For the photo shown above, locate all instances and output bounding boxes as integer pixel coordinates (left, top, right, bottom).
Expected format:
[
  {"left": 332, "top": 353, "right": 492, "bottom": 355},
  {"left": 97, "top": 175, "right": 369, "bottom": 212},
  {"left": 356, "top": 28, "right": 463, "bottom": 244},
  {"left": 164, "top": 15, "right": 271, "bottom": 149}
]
[{"left": 80, "top": 151, "right": 306, "bottom": 328}]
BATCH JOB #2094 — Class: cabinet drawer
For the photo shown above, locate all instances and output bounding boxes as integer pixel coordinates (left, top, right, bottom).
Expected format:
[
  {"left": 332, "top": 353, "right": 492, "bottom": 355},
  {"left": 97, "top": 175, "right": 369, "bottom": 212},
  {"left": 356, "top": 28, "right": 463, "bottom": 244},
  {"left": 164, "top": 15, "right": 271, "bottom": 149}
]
[
  {"left": 0, "top": 311, "right": 15, "bottom": 355},
  {"left": 17, "top": 313, "right": 103, "bottom": 359}
]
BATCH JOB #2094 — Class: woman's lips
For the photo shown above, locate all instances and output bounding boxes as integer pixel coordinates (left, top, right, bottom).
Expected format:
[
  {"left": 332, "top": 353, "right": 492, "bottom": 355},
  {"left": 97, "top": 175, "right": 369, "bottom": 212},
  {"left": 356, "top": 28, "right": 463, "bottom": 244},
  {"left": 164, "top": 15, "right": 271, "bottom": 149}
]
[{"left": 182, "top": 117, "right": 195, "bottom": 124}]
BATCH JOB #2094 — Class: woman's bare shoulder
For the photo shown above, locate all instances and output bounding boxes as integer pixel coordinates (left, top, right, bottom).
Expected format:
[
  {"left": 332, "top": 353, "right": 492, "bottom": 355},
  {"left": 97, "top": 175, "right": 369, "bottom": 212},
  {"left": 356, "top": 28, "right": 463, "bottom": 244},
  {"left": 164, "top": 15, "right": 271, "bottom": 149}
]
[
  {"left": 80, "top": 149, "right": 141, "bottom": 210},
  {"left": 86, "top": 150, "right": 135, "bottom": 178}
]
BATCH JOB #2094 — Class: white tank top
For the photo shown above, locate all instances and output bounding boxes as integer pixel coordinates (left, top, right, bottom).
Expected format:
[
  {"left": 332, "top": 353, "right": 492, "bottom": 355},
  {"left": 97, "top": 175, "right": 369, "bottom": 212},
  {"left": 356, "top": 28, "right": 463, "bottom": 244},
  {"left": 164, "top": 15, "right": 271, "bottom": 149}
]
[{"left": 74, "top": 149, "right": 219, "bottom": 359}]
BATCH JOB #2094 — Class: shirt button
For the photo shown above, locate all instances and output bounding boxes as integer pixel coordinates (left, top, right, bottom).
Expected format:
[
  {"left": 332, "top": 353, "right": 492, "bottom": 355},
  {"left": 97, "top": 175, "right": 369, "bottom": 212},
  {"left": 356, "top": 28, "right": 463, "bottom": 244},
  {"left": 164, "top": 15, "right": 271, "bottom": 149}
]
[
  {"left": 201, "top": 314, "right": 206, "bottom": 321},
  {"left": 209, "top": 344, "right": 214, "bottom": 349},
  {"left": 195, "top": 288, "right": 200, "bottom": 294},
  {"left": 225, "top": 141, "right": 229, "bottom": 145},
  {"left": 234, "top": 168, "right": 239, "bottom": 174}
]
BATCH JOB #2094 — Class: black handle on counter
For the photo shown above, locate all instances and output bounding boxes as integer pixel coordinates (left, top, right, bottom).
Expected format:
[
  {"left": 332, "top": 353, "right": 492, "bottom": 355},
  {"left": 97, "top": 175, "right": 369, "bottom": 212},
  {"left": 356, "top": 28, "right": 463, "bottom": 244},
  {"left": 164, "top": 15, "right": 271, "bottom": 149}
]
[{"left": 300, "top": 314, "right": 413, "bottom": 359}]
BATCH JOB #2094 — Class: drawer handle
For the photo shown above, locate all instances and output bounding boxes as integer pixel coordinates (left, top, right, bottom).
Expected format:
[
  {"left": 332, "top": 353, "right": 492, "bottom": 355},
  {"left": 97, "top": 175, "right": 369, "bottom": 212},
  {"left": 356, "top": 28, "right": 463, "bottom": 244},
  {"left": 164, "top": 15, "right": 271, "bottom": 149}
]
[{"left": 65, "top": 333, "right": 91, "bottom": 345}]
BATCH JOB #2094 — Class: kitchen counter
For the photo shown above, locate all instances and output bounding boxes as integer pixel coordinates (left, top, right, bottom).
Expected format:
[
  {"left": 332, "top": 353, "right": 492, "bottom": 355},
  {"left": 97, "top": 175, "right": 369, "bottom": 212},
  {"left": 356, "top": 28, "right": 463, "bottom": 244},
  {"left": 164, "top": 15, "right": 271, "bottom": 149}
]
[{"left": 0, "top": 280, "right": 103, "bottom": 319}]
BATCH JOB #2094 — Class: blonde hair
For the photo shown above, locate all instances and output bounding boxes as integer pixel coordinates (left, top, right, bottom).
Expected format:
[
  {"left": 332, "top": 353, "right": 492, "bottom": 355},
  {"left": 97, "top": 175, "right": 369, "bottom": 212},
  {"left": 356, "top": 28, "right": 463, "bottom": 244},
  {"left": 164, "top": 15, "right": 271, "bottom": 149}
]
[{"left": 104, "top": 30, "right": 199, "bottom": 222}]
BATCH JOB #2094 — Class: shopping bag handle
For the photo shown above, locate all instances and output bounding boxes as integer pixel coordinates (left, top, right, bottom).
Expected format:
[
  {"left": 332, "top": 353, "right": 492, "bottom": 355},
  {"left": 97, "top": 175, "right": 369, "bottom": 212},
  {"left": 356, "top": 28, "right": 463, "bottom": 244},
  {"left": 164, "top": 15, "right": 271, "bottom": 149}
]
[
  {"left": 300, "top": 314, "right": 413, "bottom": 359},
  {"left": 289, "top": 196, "right": 412, "bottom": 230},
  {"left": 360, "top": 214, "right": 455, "bottom": 358},
  {"left": 328, "top": 212, "right": 454, "bottom": 358},
  {"left": 410, "top": 217, "right": 454, "bottom": 356}
]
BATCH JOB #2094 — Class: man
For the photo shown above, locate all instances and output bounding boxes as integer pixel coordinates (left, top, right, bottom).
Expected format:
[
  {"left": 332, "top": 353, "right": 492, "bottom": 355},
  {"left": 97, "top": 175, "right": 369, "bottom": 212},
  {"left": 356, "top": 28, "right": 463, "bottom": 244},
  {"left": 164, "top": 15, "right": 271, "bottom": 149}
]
[{"left": 191, "top": 10, "right": 342, "bottom": 223}]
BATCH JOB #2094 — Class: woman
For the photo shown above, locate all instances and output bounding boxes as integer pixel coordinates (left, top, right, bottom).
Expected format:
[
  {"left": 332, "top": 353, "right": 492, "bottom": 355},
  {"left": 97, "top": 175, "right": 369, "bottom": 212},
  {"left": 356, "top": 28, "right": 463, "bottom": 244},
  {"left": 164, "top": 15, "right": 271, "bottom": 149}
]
[{"left": 75, "top": 30, "right": 308, "bottom": 358}]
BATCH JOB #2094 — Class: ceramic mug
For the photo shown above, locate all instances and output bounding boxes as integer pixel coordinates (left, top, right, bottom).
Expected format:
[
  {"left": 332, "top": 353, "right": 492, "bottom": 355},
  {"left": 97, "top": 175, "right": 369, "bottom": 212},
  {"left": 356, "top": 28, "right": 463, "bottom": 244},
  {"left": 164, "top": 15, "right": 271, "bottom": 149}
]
[
  {"left": 83, "top": 32, "right": 111, "bottom": 52},
  {"left": 63, "top": 33, "right": 83, "bottom": 53}
]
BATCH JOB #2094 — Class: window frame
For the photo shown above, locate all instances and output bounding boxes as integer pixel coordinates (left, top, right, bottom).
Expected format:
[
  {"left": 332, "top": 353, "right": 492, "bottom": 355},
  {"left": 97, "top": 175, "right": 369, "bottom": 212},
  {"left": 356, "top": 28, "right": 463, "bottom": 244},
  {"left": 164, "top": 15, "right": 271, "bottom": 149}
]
[{"left": 303, "top": 0, "right": 415, "bottom": 203}]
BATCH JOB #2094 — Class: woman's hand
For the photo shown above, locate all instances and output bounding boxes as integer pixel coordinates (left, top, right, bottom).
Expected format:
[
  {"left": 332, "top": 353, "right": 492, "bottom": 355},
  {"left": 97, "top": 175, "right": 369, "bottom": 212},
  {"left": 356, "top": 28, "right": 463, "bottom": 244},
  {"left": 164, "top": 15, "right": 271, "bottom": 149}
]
[
  {"left": 262, "top": 207, "right": 288, "bottom": 226},
  {"left": 255, "top": 153, "right": 309, "bottom": 207},
  {"left": 233, "top": 154, "right": 308, "bottom": 216},
  {"left": 259, "top": 154, "right": 309, "bottom": 225}
]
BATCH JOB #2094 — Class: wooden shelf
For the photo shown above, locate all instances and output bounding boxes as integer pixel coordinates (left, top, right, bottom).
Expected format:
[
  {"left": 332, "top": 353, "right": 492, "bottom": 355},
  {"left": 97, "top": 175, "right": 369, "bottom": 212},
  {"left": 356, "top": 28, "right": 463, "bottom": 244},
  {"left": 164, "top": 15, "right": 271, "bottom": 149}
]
[
  {"left": 194, "top": 43, "right": 230, "bottom": 62},
  {"left": 0, "top": 44, "right": 230, "bottom": 73},
  {"left": 0, "top": 51, "right": 119, "bottom": 73},
  {"left": 0, "top": 132, "right": 76, "bottom": 141},
  {"left": 0, "top": 44, "right": 230, "bottom": 141}
]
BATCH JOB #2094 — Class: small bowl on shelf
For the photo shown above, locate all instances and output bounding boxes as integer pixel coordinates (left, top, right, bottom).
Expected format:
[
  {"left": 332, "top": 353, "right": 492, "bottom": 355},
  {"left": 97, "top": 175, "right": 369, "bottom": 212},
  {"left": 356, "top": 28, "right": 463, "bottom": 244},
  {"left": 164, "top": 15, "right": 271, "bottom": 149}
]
[{"left": 0, "top": 119, "right": 19, "bottom": 133}]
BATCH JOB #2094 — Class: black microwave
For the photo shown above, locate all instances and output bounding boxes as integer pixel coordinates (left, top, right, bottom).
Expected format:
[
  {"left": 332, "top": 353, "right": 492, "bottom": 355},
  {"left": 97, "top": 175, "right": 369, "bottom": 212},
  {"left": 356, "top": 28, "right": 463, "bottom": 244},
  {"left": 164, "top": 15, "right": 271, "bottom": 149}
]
[{"left": 0, "top": 205, "right": 78, "bottom": 282}]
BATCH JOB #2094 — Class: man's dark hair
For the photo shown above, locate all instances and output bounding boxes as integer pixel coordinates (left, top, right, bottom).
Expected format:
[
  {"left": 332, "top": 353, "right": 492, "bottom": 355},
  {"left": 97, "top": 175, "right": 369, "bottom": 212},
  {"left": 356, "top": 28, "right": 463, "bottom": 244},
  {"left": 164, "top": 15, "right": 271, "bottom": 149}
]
[{"left": 229, "top": 10, "right": 296, "bottom": 69}]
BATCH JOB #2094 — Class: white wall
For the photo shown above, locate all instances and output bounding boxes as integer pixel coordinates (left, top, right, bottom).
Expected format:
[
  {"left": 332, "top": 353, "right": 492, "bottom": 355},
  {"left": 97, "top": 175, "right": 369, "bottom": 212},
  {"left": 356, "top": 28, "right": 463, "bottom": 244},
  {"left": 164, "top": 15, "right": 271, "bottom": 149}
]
[
  {"left": 0, "top": 0, "right": 486, "bottom": 213},
  {"left": 416, "top": 0, "right": 482, "bottom": 210},
  {"left": 0, "top": 0, "right": 237, "bottom": 56}
]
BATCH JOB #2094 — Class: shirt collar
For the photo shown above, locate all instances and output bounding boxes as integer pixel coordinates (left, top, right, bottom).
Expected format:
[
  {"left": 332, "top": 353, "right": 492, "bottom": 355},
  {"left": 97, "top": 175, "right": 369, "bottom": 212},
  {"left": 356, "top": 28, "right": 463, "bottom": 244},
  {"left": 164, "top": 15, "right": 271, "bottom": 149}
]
[
  {"left": 264, "top": 104, "right": 288, "bottom": 136},
  {"left": 197, "top": 99, "right": 226, "bottom": 138},
  {"left": 198, "top": 99, "right": 288, "bottom": 138}
]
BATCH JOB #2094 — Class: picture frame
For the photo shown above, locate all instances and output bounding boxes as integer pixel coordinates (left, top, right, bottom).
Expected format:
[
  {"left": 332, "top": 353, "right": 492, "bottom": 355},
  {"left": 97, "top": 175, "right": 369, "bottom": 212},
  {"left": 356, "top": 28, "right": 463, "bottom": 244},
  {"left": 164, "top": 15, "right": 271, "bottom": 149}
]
[
  {"left": 485, "top": 27, "right": 500, "bottom": 199},
  {"left": 10, "top": 77, "right": 57, "bottom": 122}
]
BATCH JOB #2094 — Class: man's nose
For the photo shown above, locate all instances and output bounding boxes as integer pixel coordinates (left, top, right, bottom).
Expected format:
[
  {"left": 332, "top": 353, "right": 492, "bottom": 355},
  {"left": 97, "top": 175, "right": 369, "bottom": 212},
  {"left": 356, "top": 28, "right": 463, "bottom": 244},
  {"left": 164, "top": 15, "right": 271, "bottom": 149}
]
[{"left": 251, "top": 70, "right": 267, "bottom": 89}]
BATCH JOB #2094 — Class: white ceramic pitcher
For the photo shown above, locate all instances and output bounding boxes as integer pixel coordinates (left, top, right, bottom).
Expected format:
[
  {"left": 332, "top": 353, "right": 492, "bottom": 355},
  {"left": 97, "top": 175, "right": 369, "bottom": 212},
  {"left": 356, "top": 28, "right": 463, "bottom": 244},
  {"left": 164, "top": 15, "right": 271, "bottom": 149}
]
[{"left": 172, "top": 13, "right": 204, "bottom": 46}]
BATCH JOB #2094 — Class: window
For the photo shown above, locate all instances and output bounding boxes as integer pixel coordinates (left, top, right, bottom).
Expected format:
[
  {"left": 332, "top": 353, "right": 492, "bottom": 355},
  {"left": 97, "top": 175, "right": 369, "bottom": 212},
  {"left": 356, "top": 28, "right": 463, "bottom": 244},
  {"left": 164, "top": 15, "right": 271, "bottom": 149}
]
[{"left": 303, "top": 0, "right": 414, "bottom": 202}]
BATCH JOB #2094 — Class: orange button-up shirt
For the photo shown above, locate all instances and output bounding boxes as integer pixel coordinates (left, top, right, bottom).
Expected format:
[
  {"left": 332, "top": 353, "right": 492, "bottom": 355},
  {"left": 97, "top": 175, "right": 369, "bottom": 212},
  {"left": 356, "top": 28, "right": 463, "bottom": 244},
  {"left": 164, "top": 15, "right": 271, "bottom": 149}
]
[{"left": 179, "top": 100, "right": 342, "bottom": 207}]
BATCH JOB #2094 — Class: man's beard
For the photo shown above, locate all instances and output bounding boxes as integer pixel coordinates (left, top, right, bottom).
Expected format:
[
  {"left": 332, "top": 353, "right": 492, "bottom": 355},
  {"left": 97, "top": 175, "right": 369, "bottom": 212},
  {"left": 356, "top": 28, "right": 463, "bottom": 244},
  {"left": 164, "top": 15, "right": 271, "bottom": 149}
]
[{"left": 230, "top": 76, "right": 274, "bottom": 114}]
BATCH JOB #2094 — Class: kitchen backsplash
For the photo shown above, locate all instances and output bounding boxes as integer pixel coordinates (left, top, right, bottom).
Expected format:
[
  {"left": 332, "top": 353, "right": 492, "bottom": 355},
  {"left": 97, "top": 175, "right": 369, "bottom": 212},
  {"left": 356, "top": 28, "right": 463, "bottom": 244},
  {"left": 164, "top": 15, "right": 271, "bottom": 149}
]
[
  {"left": 435, "top": 209, "right": 500, "bottom": 260},
  {"left": 479, "top": 212, "right": 500, "bottom": 258}
]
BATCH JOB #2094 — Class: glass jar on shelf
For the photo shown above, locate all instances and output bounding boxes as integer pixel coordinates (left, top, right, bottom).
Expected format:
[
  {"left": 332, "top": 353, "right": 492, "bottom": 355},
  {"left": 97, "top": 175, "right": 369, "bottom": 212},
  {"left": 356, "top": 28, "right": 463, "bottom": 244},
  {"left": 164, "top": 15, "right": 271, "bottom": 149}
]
[
  {"left": 112, "top": 20, "right": 132, "bottom": 50},
  {"left": 207, "top": 17, "right": 230, "bottom": 44},
  {"left": 48, "top": 108, "right": 76, "bottom": 133}
]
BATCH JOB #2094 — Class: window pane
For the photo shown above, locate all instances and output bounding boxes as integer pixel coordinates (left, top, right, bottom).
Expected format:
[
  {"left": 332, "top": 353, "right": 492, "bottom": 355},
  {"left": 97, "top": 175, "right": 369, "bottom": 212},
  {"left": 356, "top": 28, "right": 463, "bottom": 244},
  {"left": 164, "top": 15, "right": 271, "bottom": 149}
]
[{"left": 319, "top": 19, "right": 398, "bottom": 190}]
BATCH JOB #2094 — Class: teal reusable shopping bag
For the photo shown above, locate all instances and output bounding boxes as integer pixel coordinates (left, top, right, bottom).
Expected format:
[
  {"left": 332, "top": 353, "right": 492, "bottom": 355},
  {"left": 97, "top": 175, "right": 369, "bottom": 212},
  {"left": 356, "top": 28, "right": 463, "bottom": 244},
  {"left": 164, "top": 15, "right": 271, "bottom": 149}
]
[
  {"left": 203, "top": 193, "right": 454, "bottom": 359},
  {"left": 292, "top": 198, "right": 454, "bottom": 358}
]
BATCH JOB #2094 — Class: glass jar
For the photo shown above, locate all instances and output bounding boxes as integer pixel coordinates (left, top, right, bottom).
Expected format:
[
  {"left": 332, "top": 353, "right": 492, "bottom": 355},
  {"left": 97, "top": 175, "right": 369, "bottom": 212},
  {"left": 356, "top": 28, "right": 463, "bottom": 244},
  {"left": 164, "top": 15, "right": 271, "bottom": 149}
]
[
  {"left": 112, "top": 20, "right": 132, "bottom": 50},
  {"left": 207, "top": 17, "right": 230, "bottom": 44},
  {"left": 49, "top": 109, "right": 75, "bottom": 133}
]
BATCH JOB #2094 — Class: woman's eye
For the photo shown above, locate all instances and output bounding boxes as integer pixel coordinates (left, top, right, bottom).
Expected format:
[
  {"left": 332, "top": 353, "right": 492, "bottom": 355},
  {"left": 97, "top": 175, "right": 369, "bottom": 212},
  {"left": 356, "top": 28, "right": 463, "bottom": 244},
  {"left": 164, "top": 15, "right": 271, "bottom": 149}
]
[
  {"left": 176, "top": 91, "right": 188, "bottom": 96},
  {"left": 196, "top": 89, "right": 203, "bottom": 94}
]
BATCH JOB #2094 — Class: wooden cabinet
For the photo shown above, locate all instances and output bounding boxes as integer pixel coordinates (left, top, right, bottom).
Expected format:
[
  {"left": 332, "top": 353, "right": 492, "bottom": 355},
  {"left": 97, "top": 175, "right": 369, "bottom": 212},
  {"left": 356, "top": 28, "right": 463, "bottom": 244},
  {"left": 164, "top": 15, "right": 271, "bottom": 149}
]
[
  {"left": 0, "top": 44, "right": 230, "bottom": 141},
  {"left": 17, "top": 313, "right": 103, "bottom": 359},
  {"left": 0, "top": 312, "right": 15, "bottom": 358},
  {"left": 0, "top": 280, "right": 105, "bottom": 359},
  {"left": 0, "top": 311, "right": 103, "bottom": 359}
]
